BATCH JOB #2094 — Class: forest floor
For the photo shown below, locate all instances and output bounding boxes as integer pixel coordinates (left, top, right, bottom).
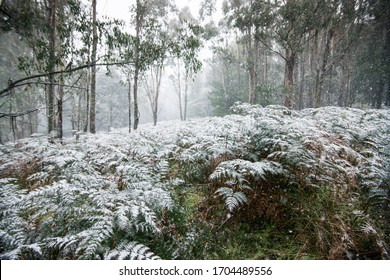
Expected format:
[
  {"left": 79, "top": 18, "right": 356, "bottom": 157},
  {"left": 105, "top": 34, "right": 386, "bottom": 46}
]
[{"left": 0, "top": 103, "right": 389, "bottom": 260}]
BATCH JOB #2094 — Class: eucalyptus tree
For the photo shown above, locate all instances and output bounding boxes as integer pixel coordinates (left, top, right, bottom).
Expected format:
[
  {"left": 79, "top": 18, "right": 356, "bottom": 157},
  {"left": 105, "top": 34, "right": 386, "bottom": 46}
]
[
  {"left": 351, "top": 0, "right": 390, "bottom": 108},
  {"left": 307, "top": 0, "right": 369, "bottom": 108},
  {"left": 1, "top": 0, "right": 58, "bottom": 135},
  {"left": 222, "top": 0, "right": 273, "bottom": 105},
  {"left": 142, "top": 27, "right": 170, "bottom": 126},
  {"left": 0, "top": 31, "right": 39, "bottom": 142},
  {"left": 208, "top": 43, "right": 248, "bottom": 116},
  {"left": 265, "top": 0, "right": 322, "bottom": 108},
  {"left": 221, "top": 0, "right": 347, "bottom": 109},
  {"left": 0, "top": 0, "right": 133, "bottom": 139},
  {"left": 0, "top": 0, "right": 86, "bottom": 137},
  {"left": 130, "top": 0, "right": 174, "bottom": 130},
  {"left": 169, "top": 6, "right": 203, "bottom": 121},
  {"left": 89, "top": 0, "right": 97, "bottom": 133}
]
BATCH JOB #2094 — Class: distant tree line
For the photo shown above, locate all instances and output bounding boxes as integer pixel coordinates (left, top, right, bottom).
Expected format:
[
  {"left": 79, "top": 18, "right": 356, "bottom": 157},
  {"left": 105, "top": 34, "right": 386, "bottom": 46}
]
[
  {"left": 1, "top": 0, "right": 389, "bottom": 141},
  {"left": 208, "top": 0, "right": 390, "bottom": 115},
  {"left": 0, "top": 0, "right": 203, "bottom": 142}
]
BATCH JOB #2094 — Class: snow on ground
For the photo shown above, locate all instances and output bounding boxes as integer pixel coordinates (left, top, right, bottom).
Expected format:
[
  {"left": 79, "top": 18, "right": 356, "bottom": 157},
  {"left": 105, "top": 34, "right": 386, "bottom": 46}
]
[{"left": 0, "top": 104, "right": 389, "bottom": 259}]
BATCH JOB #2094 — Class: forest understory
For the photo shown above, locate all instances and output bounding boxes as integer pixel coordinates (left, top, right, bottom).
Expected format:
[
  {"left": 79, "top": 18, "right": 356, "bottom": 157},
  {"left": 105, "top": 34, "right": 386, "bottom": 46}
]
[{"left": 0, "top": 104, "right": 389, "bottom": 260}]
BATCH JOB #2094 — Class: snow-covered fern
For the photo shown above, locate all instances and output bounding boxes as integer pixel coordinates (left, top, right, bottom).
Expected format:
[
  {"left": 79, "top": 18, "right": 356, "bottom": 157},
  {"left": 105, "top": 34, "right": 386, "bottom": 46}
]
[
  {"left": 1, "top": 103, "right": 389, "bottom": 260},
  {"left": 215, "top": 187, "right": 248, "bottom": 212},
  {"left": 0, "top": 130, "right": 173, "bottom": 259},
  {"left": 210, "top": 159, "right": 287, "bottom": 213},
  {"left": 105, "top": 242, "right": 161, "bottom": 260}
]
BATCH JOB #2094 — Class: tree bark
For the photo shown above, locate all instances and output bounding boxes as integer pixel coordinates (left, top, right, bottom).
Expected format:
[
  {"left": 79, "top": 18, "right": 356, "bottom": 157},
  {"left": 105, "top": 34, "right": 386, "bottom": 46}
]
[
  {"left": 284, "top": 46, "right": 295, "bottom": 108},
  {"left": 145, "top": 65, "right": 163, "bottom": 126},
  {"left": 247, "top": 29, "right": 257, "bottom": 104},
  {"left": 56, "top": 74, "right": 64, "bottom": 139},
  {"left": 89, "top": 0, "right": 97, "bottom": 133},
  {"left": 184, "top": 70, "right": 188, "bottom": 121},
  {"left": 298, "top": 52, "right": 305, "bottom": 110},
  {"left": 373, "top": 79, "right": 383, "bottom": 109},
  {"left": 177, "top": 58, "right": 183, "bottom": 121},
  {"left": 236, "top": 38, "right": 241, "bottom": 89},
  {"left": 338, "top": 57, "right": 351, "bottom": 107},
  {"left": 314, "top": 27, "right": 334, "bottom": 108},
  {"left": 26, "top": 92, "right": 37, "bottom": 136},
  {"left": 133, "top": 0, "right": 142, "bottom": 130},
  {"left": 83, "top": 69, "right": 90, "bottom": 132},
  {"left": 133, "top": 65, "right": 140, "bottom": 129},
  {"left": 154, "top": 65, "right": 163, "bottom": 125},
  {"left": 127, "top": 73, "right": 132, "bottom": 133},
  {"left": 47, "top": 0, "right": 57, "bottom": 134}
]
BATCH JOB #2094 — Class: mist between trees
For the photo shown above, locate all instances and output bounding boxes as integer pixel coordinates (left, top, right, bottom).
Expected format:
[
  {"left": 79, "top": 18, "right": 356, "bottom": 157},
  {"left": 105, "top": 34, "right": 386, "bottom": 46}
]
[{"left": 0, "top": 0, "right": 389, "bottom": 142}]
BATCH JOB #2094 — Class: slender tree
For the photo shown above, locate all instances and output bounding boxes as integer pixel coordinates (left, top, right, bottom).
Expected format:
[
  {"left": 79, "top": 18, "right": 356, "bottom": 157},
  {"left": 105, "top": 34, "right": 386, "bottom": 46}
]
[
  {"left": 89, "top": 0, "right": 97, "bottom": 133},
  {"left": 1, "top": 0, "right": 138, "bottom": 139},
  {"left": 170, "top": 7, "right": 202, "bottom": 120},
  {"left": 132, "top": 0, "right": 145, "bottom": 130},
  {"left": 144, "top": 64, "right": 163, "bottom": 125},
  {"left": 126, "top": 71, "right": 132, "bottom": 132},
  {"left": 47, "top": 0, "right": 57, "bottom": 134}
]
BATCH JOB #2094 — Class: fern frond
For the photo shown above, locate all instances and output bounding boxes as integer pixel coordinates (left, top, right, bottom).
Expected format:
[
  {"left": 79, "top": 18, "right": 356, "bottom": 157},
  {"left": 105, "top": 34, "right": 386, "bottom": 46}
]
[
  {"left": 210, "top": 159, "right": 285, "bottom": 185},
  {"left": 215, "top": 187, "right": 248, "bottom": 212},
  {"left": 215, "top": 187, "right": 234, "bottom": 198},
  {"left": 105, "top": 242, "right": 161, "bottom": 260},
  {"left": 0, "top": 243, "right": 42, "bottom": 260}
]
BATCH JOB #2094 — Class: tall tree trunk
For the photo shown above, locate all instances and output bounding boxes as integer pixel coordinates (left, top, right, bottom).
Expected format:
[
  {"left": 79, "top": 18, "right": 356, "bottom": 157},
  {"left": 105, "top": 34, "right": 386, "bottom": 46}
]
[
  {"left": 71, "top": 92, "right": 77, "bottom": 130},
  {"left": 338, "top": 57, "right": 351, "bottom": 107},
  {"left": 15, "top": 95, "right": 23, "bottom": 139},
  {"left": 89, "top": 0, "right": 97, "bottom": 133},
  {"left": 263, "top": 48, "right": 268, "bottom": 85},
  {"left": 314, "top": 27, "right": 334, "bottom": 108},
  {"left": 154, "top": 65, "right": 163, "bottom": 125},
  {"left": 47, "top": 0, "right": 57, "bottom": 134},
  {"left": 373, "top": 79, "right": 383, "bottom": 109},
  {"left": 384, "top": 7, "right": 390, "bottom": 106},
  {"left": 133, "top": 0, "right": 142, "bottom": 130},
  {"left": 307, "top": 30, "right": 317, "bottom": 108},
  {"left": 326, "top": 66, "right": 333, "bottom": 106},
  {"left": 83, "top": 70, "right": 90, "bottom": 132},
  {"left": 184, "top": 70, "right": 188, "bottom": 121},
  {"left": 127, "top": 73, "right": 132, "bottom": 133},
  {"left": 55, "top": 18, "right": 65, "bottom": 140},
  {"left": 338, "top": 62, "right": 346, "bottom": 107},
  {"left": 377, "top": 15, "right": 390, "bottom": 108},
  {"left": 77, "top": 85, "right": 82, "bottom": 131},
  {"left": 247, "top": 29, "right": 257, "bottom": 104},
  {"left": 221, "top": 65, "right": 228, "bottom": 101},
  {"left": 27, "top": 91, "right": 37, "bottom": 135},
  {"left": 146, "top": 65, "right": 163, "bottom": 126},
  {"left": 385, "top": 80, "right": 390, "bottom": 106},
  {"left": 284, "top": 46, "right": 295, "bottom": 108},
  {"left": 236, "top": 38, "right": 241, "bottom": 88},
  {"left": 177, "top": 58, "right": 183, "bottom": 121},
  {"left": 298, "top": 52, "right": 305, "bottom": 109},
  {"left": 56, "top": 74, "right": 64, "bottom": 139},
  {"left": 133, "top": 65, "right": 140, "bottom": 129},
  {"left": 152, "top": 106, "right": 157, "bottom": 125}
]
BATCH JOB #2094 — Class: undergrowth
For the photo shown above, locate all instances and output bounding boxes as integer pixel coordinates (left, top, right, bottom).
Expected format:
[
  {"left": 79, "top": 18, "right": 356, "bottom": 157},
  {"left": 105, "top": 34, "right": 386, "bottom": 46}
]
[{"left": 0, "top": 103, "right": 389, "bottom": 259}]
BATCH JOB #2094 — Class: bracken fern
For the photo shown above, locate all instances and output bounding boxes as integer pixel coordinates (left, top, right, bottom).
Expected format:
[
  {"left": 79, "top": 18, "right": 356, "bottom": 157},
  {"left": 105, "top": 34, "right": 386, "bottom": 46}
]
[{"left": 0, "top": 103, "right": 389, "bottom": 259}]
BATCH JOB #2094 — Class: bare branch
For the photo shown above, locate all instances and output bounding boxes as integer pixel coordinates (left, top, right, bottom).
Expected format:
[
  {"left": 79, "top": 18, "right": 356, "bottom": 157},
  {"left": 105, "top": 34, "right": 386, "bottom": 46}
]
[
  {"left": 0, "top": 60, "right": 133, "bottom": 97},
  {"left": 0, "top": 108, "right": 39, "bottom": 119}
]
